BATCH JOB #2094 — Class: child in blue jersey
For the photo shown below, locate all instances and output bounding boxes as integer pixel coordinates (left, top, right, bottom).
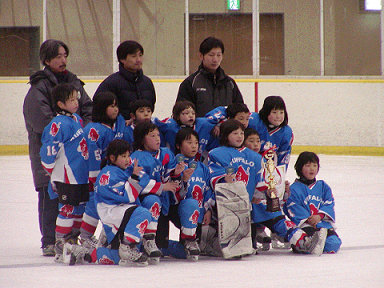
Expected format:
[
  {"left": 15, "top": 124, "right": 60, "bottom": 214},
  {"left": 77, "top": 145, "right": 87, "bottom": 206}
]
[
  {"left": 130, "top": 122, "right": 183, "bottom": 262},
  {"left": 206, "top": 98, "right": 293, "bottom": 169},
  {"left": 208, "top": 120, "right": 327, "bottom": 256},
  {"left": 284, "top": 152, "right": 342, "bottom": 254},
  {"left": 156, "top": 101, "right": 216, "bottom": 160},
  {"left": 157, "top": 128, "right": 215, "bottom": 260},
  {"left": 79, "top": 92, "right": 126, "bottom": 252},
  {"left": 122, "top": 99, "right": 156, "bottom": 146},
  {"left": 40, "top": 83, "right": 90, "bottom": 263}
]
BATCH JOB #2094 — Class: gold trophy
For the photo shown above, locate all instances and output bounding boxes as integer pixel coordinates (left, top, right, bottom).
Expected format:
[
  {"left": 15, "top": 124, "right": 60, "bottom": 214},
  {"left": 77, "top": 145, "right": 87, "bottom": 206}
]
[{"left": 264, "top": 150, "right": 280, "bottom": 212}]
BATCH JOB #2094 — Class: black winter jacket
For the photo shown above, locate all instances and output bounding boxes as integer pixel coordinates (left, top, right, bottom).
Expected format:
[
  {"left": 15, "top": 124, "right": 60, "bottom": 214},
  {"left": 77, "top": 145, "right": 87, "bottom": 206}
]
[
  {"left": 94, "top": 64, "right": 156, "bottom": 120},
  {"left": 176, "top": 64, "right": 244, "bottom": 117},
  {"left": 23, "top": 67, "right": 93, "bottom": 190}
]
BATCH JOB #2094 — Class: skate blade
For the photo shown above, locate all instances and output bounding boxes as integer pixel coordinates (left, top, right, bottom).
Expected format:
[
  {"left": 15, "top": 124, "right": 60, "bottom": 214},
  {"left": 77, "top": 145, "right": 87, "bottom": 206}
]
[
  {"left": 119, "top": 259, "right": 148, "bottom": 267},
  {"left": 186, "top": 255, "right": 199, "bottom": 262},
  {"left": 147, "top": 257, "right": 160, "bottom": 265}
]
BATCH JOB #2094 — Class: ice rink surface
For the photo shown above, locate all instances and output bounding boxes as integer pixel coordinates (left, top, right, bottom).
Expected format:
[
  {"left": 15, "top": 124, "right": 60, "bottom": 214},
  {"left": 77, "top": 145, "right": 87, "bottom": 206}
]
[{"left": 0, "top": 154, "right": 383, "bottom": 288}]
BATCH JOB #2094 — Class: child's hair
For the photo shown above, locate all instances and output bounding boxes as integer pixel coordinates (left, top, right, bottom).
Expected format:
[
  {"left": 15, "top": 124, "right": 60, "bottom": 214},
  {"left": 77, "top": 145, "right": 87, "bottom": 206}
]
[
  {"left": 244, "top": 127, "right": 260, "bottom": 141},
  {"left": 199, "top": 37, "right": 225, "bottom": 55},
  {"left": 132, "top": 122, "right": 159, "bottom": 151},
  {"left": 219, "top": 119, "right": 245, "bottom": 147},
  {"left": 52, "top": 83, "right": 78, "bottom": 113},
  {"left": 117, "top": 40, "right": 143, "bottom": 64},
  {"left": 294, "top": 151, "right": 320, "bottom": 178},
  {"left": 259, "top": 96, "right": 288, "bottom": 127},
  {"left": 92, "top": 92, "right": 118, "bottom": 123},
  {"left": 100, "top": 139, "right": 131, "bottom": 169},
  {"left": 129, "top": 99, "right": 154, "bottom": 116},
  {"left": 226, "top": 103, "right": 249, "bottom": 119},
  {"left": 175, "top": 128, "right": 200, "bottom": 155},
  {"left": 172, "top": 101, "right": 196, "bottom": 125}
]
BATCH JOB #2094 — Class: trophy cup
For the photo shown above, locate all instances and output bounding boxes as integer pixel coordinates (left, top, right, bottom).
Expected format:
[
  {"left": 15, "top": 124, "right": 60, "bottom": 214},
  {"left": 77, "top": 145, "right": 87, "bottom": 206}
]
[{"left": 264, "top": 150, "right": 280, "bottom": 212}]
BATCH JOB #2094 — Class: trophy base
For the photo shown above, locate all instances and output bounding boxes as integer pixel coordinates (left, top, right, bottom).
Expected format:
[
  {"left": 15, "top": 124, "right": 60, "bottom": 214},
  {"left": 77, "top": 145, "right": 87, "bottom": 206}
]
[{"left": 266, "top": 197, "right": 280, "bottom": 212}]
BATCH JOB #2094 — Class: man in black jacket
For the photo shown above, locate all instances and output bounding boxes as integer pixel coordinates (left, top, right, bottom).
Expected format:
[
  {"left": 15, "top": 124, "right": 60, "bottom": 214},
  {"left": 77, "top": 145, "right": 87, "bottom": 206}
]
[
  {"left": 176, "top": 37, "right": 244, "bottom": 117},
  {"left": 94, "top": 41, "right": 156, "bottom": 120},
  {"left": 23, "top": 39, "right": 92, "bottom": 256}
]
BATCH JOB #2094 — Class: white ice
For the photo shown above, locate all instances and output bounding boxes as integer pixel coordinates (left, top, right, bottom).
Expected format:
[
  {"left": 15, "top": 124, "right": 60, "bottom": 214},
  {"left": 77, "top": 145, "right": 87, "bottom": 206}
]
[{"left": 0, "top": 155, "right": 383, "bottom": 288}]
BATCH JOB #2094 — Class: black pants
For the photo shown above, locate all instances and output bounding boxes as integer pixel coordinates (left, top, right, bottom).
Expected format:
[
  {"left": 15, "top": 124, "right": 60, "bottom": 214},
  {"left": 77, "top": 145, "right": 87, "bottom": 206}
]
[{"left": 37, "top": 186, "right": 58, "bottom": 247}]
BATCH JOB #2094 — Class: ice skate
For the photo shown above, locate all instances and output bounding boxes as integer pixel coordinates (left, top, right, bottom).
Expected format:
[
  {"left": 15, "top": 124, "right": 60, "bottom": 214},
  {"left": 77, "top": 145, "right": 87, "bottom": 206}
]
[
  {"left": 80, "top": 235, "right": 98, "bottom": 254},
  {"left": 119, "top": 243, "right": 148, "bottom": 267},
  {"left": 184, "top": 240, "right": 200, "bottom": 262},
  {"left": 143, "top": 234, "right": 162, "bottom": 264},
  {"left": 54, "top": 238, "right": 65, "bottom": 263},
  {"left": 297, "top": 228, "right": 327, "bottom": 256},
  {"left": 63, "top": 243, "right": 92, "bottom": 265},
  {"left": 271, "top": 233, "right": 291, "bottom": 249},
  {"left": 256, "top": 228, "right": 271, "bottom": 251}
]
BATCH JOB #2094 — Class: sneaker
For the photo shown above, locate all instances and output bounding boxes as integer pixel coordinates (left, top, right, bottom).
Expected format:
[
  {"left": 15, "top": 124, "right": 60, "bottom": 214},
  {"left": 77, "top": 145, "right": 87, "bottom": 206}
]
[
  {"left": 301, "top": 228, "right": 327, "bottom": 256},
  {"left": 42, "top": 244, "right": 55, "bottom": 257},
  {"left": 184, "top": 240, "right": 200, "bottom": 261},
  {"left": 256, "top": 228, "right": 271, "bottom": 251},
  {"left": 63, "top": 243, "right": 92, "bottom": 265},
  {"left": 271, "top": 233, "right": 291, "bottom": 249},
  {"left": 143, "top": 234, "right": 162, "bottom": 264},
  {"left": 119, "top": 243, "right": 148, "bottom": 267}
]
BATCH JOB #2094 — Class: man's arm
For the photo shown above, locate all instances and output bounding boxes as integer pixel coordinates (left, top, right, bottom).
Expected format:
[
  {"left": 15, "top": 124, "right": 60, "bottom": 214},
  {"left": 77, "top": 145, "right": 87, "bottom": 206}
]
[{"left": 176, "top": 78, "right": 196, "bottom": 105}]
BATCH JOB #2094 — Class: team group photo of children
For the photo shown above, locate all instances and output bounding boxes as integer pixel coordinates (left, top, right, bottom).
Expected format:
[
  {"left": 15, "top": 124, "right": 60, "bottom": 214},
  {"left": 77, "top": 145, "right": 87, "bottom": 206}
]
[{"left": 23, "top": 37, "right": 342, "bottom": 267}]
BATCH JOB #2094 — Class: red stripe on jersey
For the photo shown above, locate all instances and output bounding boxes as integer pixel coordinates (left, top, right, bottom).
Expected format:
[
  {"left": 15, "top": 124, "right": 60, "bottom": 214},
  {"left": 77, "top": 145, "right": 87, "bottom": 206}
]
[
  {"left": 149, "top": 182, "right": 162, "bottom": 194},
  {"left": 42, "top": 165, "right": 53, "bottom": 174},
  {"left": 162, "top": 153, "right": 170, "bottom": 166},
  {"left": 64, "top": 166, "right": 70, "bottom": 184}
]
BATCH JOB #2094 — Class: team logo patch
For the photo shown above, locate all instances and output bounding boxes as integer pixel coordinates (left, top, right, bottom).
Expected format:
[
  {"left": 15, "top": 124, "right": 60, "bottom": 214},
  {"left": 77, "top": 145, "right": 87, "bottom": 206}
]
[
  {"left": 192, "top": 185, "right": 203, "bottom": 207},
  {"left": 150, "top": 202, "right": 161, "bottom": 220},
  {"left": 99, "top": 171, "right": 110, "bottom": 186},
  {"left": 189, "top": 210, "right": 199, "bottom": 225},
  {"left": 60, "top": 204, "right": 74, "bottom": 217},
  {"left": 236, "top": 165, "right": 249, "bottom": 185},
  {"left": 285, "top": 220, "right": 296, "bottom": 229},
  {"left": 88, "top": 127, "right": 99, "bottom": 142},
  {"left": 78, "top": 138, "right": 89, "bottom": 160},
  {"left": 136, "top": 219, "right": 149, "bottom": 236},
  {"left": 50, "top": 122, "right": 61, "bottom": 137}
]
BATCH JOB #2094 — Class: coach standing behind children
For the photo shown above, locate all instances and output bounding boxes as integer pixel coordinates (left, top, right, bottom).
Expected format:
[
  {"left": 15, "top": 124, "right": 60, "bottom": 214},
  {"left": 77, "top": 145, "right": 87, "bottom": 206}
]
[
  {"left": 175, "top": 37, "right": 244, "bottom": 117},
  {"left": 94, "top": 41, "right": 156, "bottom": 120},
  {"left": 23, "top": 39, "right": 92, "bottom": 257}
]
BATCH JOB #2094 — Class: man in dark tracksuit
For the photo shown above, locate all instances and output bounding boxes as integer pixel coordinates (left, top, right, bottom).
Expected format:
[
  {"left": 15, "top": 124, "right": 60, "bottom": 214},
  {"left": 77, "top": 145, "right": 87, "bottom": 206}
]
[
  {"left": 94, "top": 40, "right": 156, "bottom": 120},
  {"left": 176, "top": 37, "right": 244, "bottom": 117},
  {"left": 23, "top": 39, "right": 92, "bottom": 256}
]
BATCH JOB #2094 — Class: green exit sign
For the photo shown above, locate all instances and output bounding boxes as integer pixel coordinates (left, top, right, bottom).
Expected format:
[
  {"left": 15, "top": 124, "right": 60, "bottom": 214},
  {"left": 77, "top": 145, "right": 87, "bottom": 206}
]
[{"left": 227, "top": 0, "right": 240, "bottom": 11}]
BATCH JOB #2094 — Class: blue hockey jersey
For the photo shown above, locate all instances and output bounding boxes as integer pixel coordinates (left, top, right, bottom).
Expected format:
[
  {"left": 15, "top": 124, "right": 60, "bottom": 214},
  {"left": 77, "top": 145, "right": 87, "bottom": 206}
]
[
  {"left": 205, "top": 107, "right": 293, "bottom": 169},
  {"left": 284, "top": 180, "right": 337, "bottom": 229},
  {"left": 208, "top": 146, "right": 263, "bottom": 202},
  {"left": 155, "top": 117, "right": 216, "bottom": 160},
  {"left": 84, "top": 114, "right": 126, "bottom": 183},
  {"left": 40, "top": 113, "right": 89, "bottom": 188},
  {"left": 130, "top": 147, "right": 179, "bottom": 214},
  {"left": 180, "top": 157, "right": 215, "bottom": 222}
]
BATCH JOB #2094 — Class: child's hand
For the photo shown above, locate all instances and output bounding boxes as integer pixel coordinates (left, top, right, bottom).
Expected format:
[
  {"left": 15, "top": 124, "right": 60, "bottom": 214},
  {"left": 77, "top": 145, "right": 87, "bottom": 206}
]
[
  {"left": 307, "top": 215, "right": 322, "bottom": 227},
  {"left": 212, "top": 124, "right": 220, "bottom": 137},
  {"left": 251, "top": 197, "right": 261, "bottom": 204},
  {"left": 203, "top": 210, "right": 212, "bottom": 225},
  {"left": 182, "top": 168, "right": 194, "bottom": 182},
  {"left": 174, "top": 162, "right": 185, "bottom": 176},
  {"left": 163, "top": 181, "right": 180, "bottom": 193},
  {"left": 125, "top": 118, "right": 134, "bottom": 126},
  {"left": 224, "top": 173, "right": 236, "bottom": 183},
  {"left": 132, "top": 159, "right": 143, "bottom": 176},
  {"left": 284, "top": 180, "right": 290, "bottom": 195}
]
